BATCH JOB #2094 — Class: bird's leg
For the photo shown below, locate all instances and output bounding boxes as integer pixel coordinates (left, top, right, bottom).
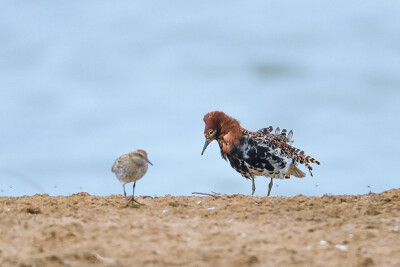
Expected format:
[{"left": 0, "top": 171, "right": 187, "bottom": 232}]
[
  {"left": 267, "top": 178, "right": 273, "bottom": 196},
  {"left": 123, "top": 184, "right": 127, "bottom": 197},
  {"left": 251, "top": 177, "right": 256, "bottom": 195},
  {"left": 128, "top": 181, "right": 143, "bottom": 205}
]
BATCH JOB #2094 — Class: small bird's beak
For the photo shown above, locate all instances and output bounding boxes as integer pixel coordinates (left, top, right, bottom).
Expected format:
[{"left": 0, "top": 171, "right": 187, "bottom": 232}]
[
  {"left": 201, "top": 139, "right": 211, "bottom": 155},
  {"left": 147, "top": 159, "right": 153, "bottom": 166}
]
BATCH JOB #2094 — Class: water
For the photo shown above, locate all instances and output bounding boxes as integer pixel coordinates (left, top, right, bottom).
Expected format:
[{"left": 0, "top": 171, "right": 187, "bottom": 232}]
[{"left": 1, "top": 1, "right": 399, "bottom": 197}]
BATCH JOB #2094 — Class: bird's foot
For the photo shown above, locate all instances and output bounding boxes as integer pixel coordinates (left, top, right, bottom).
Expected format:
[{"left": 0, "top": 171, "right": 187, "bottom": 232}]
[{"left": 126, "top": 197, "right": 144, "bottom": 207}]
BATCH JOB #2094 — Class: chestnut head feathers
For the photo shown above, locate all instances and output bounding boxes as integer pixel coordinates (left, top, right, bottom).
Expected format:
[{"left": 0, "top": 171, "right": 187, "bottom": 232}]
[{"left": 201, "top": 111, "right": 242, "bottom": 155}]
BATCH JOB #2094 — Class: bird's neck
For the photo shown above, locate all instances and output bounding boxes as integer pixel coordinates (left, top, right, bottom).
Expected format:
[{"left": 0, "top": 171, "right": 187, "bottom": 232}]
[{"left": 216, "top": 118, "right": 244, "bottom": 156}]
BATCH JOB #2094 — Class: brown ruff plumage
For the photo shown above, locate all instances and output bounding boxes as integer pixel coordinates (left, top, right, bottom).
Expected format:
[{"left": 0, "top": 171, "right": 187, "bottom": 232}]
[{"left": 201, "top": 111, "right": 320, "bottom": 196}]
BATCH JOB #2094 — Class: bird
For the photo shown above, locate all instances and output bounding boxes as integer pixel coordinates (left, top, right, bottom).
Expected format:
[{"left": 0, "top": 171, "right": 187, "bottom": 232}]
[
  {"left": 111, "top": 149, "right": 152, "bottom": 204},
  {"left": 201, "top": 111, "right": 320, "bottom": 196}
]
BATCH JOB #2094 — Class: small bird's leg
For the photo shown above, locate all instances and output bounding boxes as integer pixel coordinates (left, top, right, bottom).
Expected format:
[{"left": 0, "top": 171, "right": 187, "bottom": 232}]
[
  {"left": 267, "top": 178, "right": 273, "bottom": 196},
  {"left": 123, "top": 184, "right": 127, "bottom": 196},
  {"left": 251, "top": 177, "right": 256, "bottom": 195},
  {"left": 128, "top": 181, "right": 143, "bottom": 205}
]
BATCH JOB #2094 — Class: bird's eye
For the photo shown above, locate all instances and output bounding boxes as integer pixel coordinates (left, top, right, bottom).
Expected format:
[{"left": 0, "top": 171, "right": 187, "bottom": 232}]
[{"left": 209, "top": 130, "right": 214, "bottom": 135}]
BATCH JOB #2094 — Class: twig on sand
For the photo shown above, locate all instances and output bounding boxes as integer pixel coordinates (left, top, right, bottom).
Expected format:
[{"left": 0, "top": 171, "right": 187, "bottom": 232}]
[
  {"left": 192, "top": 192, "right": 222, "bottom": 199},
  {"left": 94, "top": 253, "right": 117, "bottom": 265}
]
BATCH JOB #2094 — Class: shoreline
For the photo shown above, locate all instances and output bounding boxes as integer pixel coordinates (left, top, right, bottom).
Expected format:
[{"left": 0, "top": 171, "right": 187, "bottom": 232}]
[{"left": 1, "top": 189, "right": 399, "bottom": 266}]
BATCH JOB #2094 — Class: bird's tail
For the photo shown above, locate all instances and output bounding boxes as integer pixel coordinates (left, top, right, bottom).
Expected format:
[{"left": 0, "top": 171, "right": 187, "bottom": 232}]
[
  {"left": 294, "top": 150, "right": 321, "bottom": 177},
  {"left": 289, "top": 163, "right": 306, "bottom": 178},
  {"left": 272, "top": 128, "right": 320, "bottom": 177}
]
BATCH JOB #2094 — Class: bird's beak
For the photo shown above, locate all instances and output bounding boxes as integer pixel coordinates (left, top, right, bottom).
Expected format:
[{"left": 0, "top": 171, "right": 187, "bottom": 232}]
[
  {"left": 201, "top": 139, "right": 211, "bottom": 155},
  {"left": 147, "top": 159, "right": 153, "bottom": 166}
]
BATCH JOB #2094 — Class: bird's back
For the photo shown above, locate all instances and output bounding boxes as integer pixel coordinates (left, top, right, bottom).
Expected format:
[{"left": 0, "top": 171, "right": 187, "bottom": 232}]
[
  {"left": 111, "top": 153, "right": 148, "bottom": 184},
  {"left": 227, "top": 127, "right": 319, "bottom": 179}
]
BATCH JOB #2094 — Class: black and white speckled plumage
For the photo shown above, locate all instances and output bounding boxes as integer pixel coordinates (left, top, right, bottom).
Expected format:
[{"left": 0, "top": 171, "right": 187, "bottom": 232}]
[{"left": 227, "top": 132, "right": 290, "bottom": 180}]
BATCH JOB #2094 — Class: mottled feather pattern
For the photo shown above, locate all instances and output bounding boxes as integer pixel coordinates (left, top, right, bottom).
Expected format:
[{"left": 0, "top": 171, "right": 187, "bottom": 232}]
[
  {"left": 202, "top": 111, "right": 320, "bottom": 196},
  {"left": 219, "top": 125, "right": 318, "bottom": 179},
  {"left": 249, "top": 126, "right": 320, "bottom": 176},
  {"left": 228, "top": 135, "right": 289, "bottom": 180}
]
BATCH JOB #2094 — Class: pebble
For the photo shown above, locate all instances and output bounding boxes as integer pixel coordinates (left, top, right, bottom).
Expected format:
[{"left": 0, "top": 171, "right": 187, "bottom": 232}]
[
  {"left": 335, "top": 244, "right": 348, "bottom": 251},
  {"left": 391, "top": 225, "right": 400, "bottom": 232},
  {"left": 319, "top": 240, "right": 328, "bottom": 246}
]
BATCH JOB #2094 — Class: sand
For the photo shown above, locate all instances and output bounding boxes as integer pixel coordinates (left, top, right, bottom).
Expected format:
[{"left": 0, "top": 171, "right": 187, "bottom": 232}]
[{"left": 0, "top": 189, "right": 400, "bottom": 266}]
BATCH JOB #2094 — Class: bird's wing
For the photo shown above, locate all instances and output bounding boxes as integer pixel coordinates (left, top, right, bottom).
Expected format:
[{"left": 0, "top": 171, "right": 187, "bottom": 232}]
[
  {"left": 254, "top": 126, "right": 294, "bottom": 144},
  {"left": 235, "top": 134, "right": 288, "bottom": 176},
  {"left": 252, "top": 132, "right": 320, "bottom": 176}
]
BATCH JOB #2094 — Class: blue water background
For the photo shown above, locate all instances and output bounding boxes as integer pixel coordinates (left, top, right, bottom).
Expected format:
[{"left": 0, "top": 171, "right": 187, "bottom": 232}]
[{"left": 1, "top": 1, "right": 399, "bottom": 197}]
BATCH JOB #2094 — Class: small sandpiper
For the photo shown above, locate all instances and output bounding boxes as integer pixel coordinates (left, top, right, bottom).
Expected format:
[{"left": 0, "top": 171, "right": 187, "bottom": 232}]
[{"left": 111, "top": 149, "right": 152, "bottom": 205}]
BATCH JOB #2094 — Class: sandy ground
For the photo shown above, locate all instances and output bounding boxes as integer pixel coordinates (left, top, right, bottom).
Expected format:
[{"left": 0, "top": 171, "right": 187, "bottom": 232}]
[{"left": 0, "top": 189, "right": 400, "bottom": 267}]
